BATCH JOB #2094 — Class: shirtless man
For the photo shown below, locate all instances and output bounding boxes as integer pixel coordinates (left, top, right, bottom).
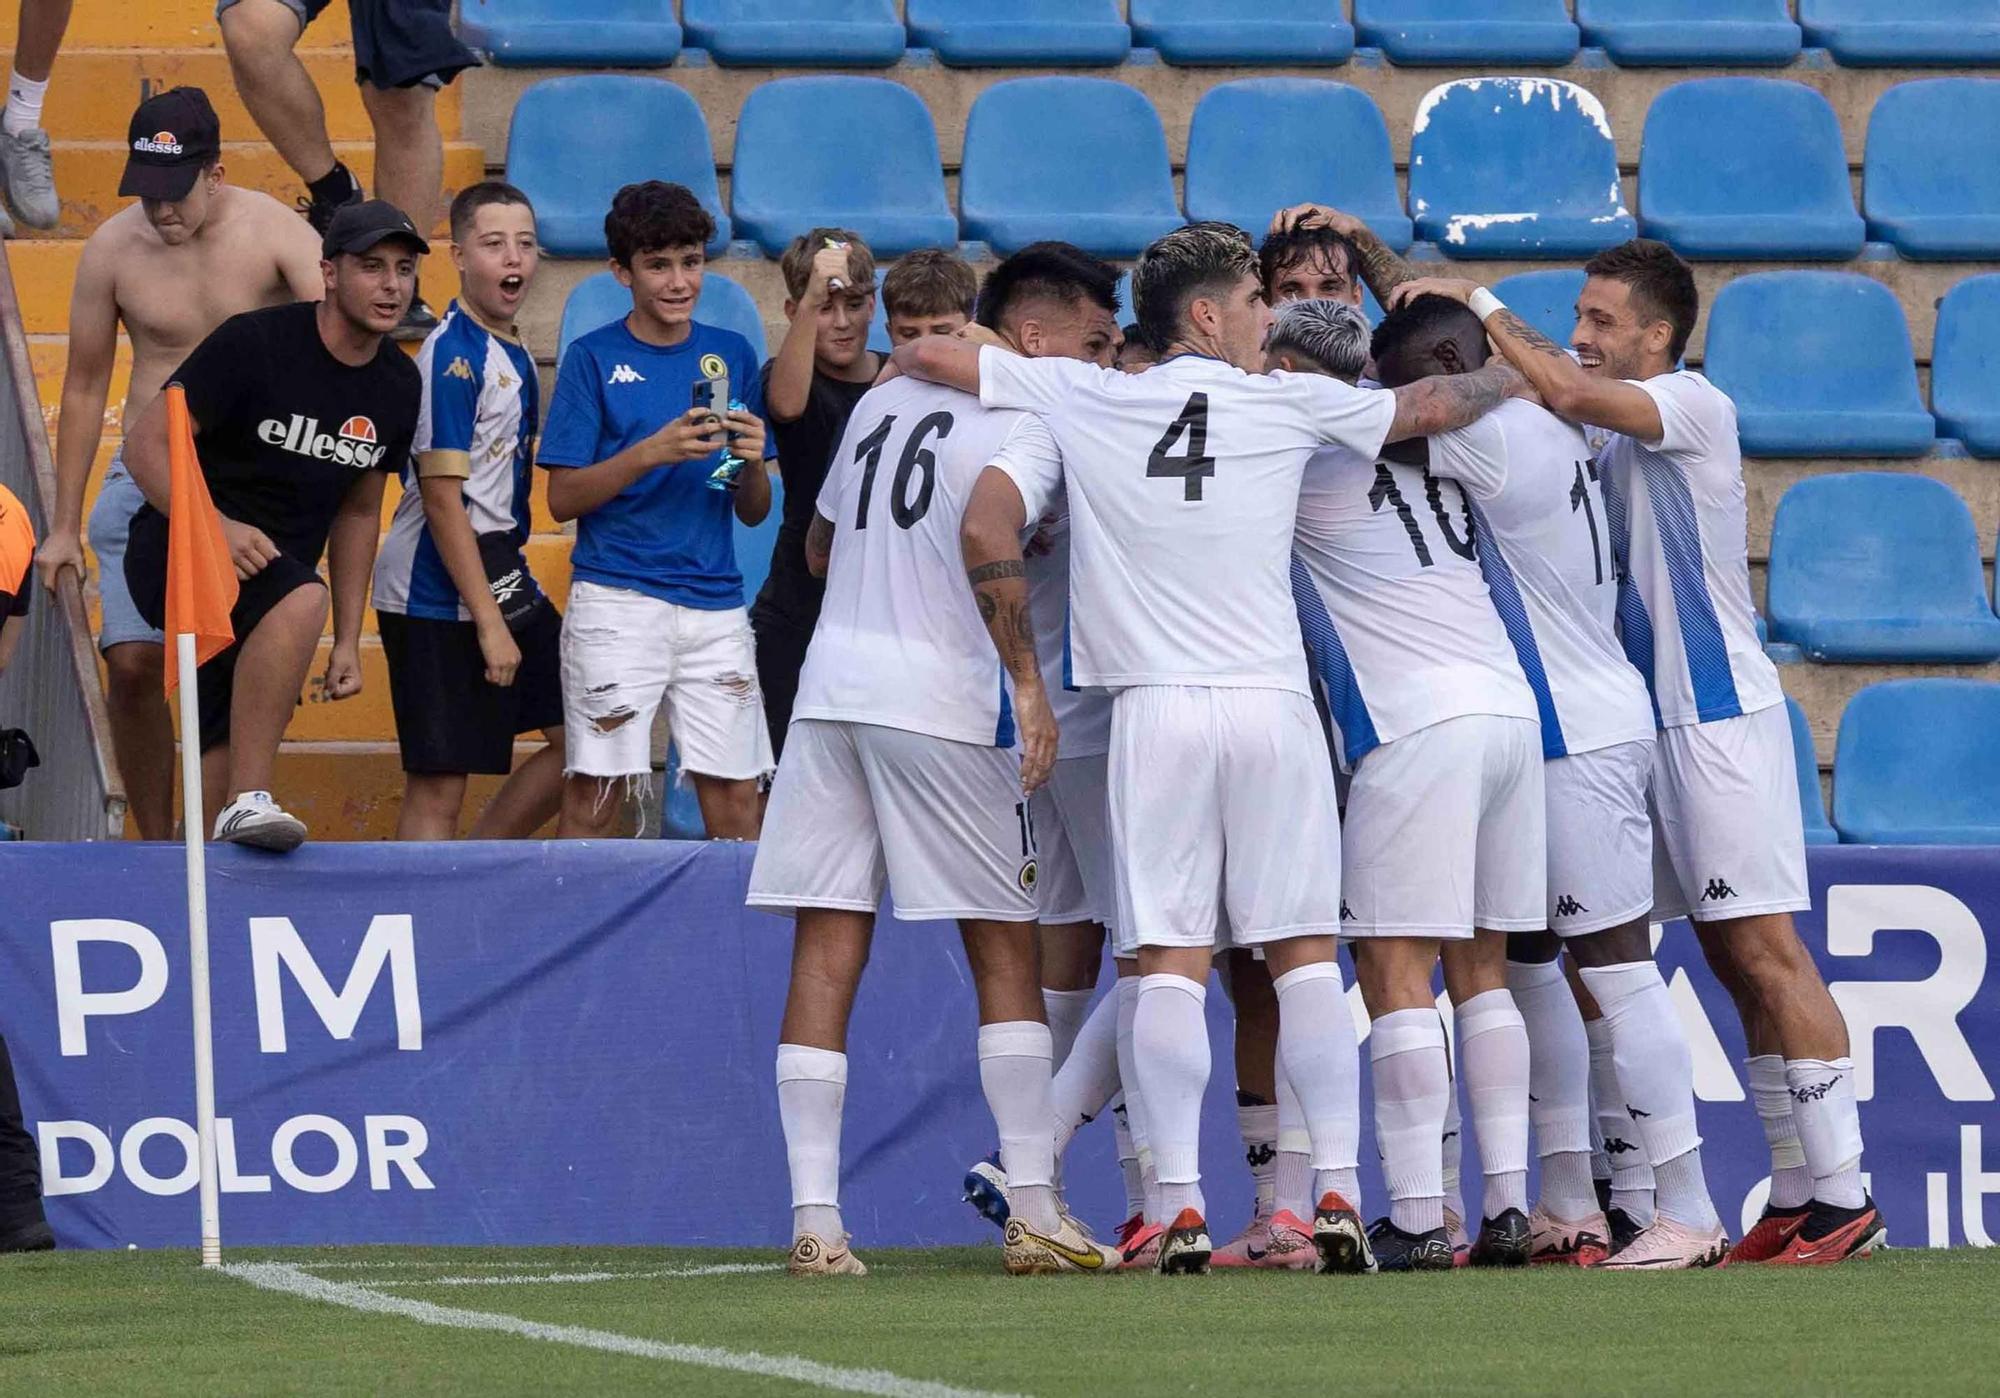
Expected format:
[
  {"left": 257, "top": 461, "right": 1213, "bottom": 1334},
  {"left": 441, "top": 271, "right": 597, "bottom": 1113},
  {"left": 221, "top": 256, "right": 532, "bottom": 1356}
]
[{"left": 36, "top": 87, "right": 321, "bottom": 839}]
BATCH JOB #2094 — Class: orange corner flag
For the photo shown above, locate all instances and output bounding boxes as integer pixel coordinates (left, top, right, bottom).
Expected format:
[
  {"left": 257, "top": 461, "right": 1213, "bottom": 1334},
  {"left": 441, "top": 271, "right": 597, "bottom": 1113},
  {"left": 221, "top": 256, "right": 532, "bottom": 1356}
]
[{"left": 163, "top": 384, "right": 239, "bottom": 695}]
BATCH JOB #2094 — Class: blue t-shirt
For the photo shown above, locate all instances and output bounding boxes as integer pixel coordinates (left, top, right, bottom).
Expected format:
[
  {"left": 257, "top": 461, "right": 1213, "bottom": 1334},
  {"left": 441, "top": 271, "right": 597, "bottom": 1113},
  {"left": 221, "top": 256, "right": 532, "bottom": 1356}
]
[{"left": 536, "top": 316, "right": 770, "bottom": 610}]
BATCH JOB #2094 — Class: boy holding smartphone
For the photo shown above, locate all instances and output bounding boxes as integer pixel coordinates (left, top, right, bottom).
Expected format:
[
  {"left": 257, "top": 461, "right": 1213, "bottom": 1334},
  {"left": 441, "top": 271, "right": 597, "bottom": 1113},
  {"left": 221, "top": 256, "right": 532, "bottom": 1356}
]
[{"left": 538, "top": 181, "right": 772, "bottom": 839}]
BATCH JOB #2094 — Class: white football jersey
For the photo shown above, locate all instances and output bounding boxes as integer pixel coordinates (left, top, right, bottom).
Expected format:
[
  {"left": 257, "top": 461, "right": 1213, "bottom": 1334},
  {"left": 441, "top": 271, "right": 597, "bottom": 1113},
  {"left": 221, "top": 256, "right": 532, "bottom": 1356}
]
[
  {"left": 1291, "top": 443, "right": 1537, "bottom": 770},
  {"left": 1024, "top": 496, "right": 1113, "bottom": 760},
  {"left": 1590, "top": 371, "right": 1782, "bottom": 729},
  {"left": 983, "top": 348, "right": 1397, "bottom": 695},
  {"left": 795, "top": 376, "right": 1061, "bottom": 747},
  {"left": 1430, "top": 399, "right": 1655, "bottom": 759}
]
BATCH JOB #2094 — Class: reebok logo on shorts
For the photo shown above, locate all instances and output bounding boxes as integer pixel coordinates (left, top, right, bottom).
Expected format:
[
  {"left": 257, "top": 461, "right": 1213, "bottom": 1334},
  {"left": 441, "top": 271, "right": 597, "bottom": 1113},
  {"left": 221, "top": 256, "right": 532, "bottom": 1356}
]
[
  {"left": 1701, "top": 877, "right": 1738, "bottom": 902},
  {"left": 1553, "top": 894, "right": 1589, "bottom": 918},
  {"left": 607, "top": 364, "right": 646, "bottom": 385}
]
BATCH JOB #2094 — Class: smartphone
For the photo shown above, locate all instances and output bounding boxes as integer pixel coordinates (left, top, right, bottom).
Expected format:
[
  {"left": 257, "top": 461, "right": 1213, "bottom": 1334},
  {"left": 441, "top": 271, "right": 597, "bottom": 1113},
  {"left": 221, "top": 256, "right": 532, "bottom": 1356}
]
[{"left": 690, "top": 372, "right": 728, "bottom": 418}]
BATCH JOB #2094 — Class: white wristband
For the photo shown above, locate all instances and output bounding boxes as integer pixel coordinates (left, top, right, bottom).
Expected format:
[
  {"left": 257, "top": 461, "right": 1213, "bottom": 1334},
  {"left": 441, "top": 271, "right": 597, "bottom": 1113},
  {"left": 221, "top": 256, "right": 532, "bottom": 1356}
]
[{"left": 1468, "top": 288, "right": 1507, "bottom": 323}]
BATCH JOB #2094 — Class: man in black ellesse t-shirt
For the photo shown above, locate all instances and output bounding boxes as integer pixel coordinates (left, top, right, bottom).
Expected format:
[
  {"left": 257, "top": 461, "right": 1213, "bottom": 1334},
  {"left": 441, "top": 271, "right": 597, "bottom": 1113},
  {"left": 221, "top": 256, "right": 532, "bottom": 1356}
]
[{"left": 125, "top": 200, "right": 423, "bottom": 851}]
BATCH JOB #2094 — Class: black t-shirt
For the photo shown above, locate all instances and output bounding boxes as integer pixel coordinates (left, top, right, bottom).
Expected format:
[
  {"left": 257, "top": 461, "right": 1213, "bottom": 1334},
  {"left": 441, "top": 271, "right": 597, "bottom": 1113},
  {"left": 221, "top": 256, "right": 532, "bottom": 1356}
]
[
  {"left": 752, "top": 360, "right": 875, "bottom": 628},
  {"left": 165, "top": 301, "right": 420, "bottom": 566}
]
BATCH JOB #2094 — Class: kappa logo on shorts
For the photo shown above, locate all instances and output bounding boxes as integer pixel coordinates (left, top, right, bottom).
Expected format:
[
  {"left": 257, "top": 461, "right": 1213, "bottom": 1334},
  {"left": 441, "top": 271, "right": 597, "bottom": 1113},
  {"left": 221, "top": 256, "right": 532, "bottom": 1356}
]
[
  {"left": 1339, "top": 900, "right": 1355, "bottom": 921},
  {"left": 133, "top": 130, "right": 182, "bottom": 155},
  {"left": 1244, "top": 1142, "right": 1275, "bottom": 1170},
  {"left": 1603, "top": 1136, "right": 1640, "bottom": 1156},
  {"left": 607, "top": 364, "right": 647, "bottom": 385},
  {"left": 1553, "top": 894, "right": 1589, "bottom": 919},
  {"left": 1701, "top": 877, "right": 1739, "bottom": 902},
  {"left": 1017, "top": 859, "right": 1038, "bottom": 894},
  {"left": 444, "top": 356, "right": 475, "bottom": 382},
  {"left": 1789, "top": 1073, "right": 1842, "bottom": 1104}
]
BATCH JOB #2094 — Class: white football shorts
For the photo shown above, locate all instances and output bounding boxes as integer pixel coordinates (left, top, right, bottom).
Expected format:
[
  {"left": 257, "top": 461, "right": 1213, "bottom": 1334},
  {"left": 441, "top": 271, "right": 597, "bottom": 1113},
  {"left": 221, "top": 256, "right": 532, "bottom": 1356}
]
[
  {"left": 747, "top": 718, "right": 1039, "bottom": 923},
  {"left": 1032, "top": 752, "right": 1116, "bottom": 932},
  {"left": 1341, "top": 713, "right": 1547, "bottom": 941},
  {"left": 1544, "top": 738, "right": 1656, "bottom": 937},
  {"left": 1649, "top": 701, "right": 1811, "bottom": 923},
  {"left": 1108, "top": 685, "right": 1342, "bottom": 953}
]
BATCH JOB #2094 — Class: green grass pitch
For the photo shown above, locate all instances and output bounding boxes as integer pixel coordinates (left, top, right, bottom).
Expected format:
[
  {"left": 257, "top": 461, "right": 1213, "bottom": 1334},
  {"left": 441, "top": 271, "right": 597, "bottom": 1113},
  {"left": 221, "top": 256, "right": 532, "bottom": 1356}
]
[{"left": 3, "top": 1244, "right": 1995, "bottom": 1395}]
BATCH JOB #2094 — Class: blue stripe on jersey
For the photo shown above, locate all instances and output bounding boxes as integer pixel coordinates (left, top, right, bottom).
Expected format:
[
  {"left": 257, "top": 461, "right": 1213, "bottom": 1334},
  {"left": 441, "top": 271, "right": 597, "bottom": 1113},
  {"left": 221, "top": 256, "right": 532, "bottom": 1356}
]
[
  {"left": 1632, "top": 444, "right": 1742, "bottom": 723},
  {"left": 995, "top": 671, "right": 1016, "bottom": 749},
  {"left": 1062, "top": 596, "right": 1078, "bottom": 692},
  {"left": 1600, "top": 458, "right": 1664, "bottom": 728},
  {"left": 1290, "top": 552, "right": 1379, "bottom": 766},
  {"left": 405, "top": 523, "right": 458, "bottom": 618},
  {"left": 1469, "top": 502, "right": 1566, "bottom": 760}
]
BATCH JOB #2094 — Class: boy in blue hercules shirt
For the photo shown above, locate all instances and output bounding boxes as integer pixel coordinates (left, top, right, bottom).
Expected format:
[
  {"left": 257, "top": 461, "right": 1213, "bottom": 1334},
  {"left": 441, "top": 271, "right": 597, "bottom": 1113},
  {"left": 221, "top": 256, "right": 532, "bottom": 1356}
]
[{"left": 537, "top": 181, "right": 772, "bottom": 839}]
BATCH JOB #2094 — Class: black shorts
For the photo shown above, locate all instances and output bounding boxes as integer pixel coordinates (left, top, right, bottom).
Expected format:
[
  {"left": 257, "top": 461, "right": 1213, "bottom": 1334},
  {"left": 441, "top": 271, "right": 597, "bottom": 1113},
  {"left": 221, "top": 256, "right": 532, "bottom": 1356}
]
[
  {"left": 221, "top": 0, "right": 477, "bottom": 89},
  {"left": 377, "top": 607, "right": 564, "bottom": 776},
  {"left": 125, "top": 507, "right": 323, "bottom": 754}
]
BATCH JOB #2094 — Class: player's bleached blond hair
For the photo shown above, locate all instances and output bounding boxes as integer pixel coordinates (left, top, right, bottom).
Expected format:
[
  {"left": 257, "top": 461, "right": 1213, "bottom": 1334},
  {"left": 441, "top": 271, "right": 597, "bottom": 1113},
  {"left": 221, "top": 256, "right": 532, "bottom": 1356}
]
[
  {"left": 1268, "top": 298, "right": 1371, "bottom": 382},
  {"left": 1129, "top": 221, "right": 1259, "bottom": 353}
]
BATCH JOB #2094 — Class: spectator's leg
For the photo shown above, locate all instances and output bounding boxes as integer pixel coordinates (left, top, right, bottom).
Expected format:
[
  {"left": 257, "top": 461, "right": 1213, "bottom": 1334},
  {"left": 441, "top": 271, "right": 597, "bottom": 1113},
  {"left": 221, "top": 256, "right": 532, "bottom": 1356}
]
[
  {"left": 10, "top": 0, "right": 72, "bottom": 85},
  {"left": 0, "top": 1033, "right": 50, "bottom": 1246},
  {"left": 102, "top": 641, "right": 175, "bottom": 840},
  {"left": 222, "top": 582, "right": 327, "bottom": 802},
  {"left": 396, "top": 771, "right": 466, "bottom": 840},
  {"left": 219, "top": 0, "right": 339, "bottom": 188},
  {"left": 0, "top": 0, "right": 70, "bottom": 229},
  {"left": 691, "top": 773, "right": 761, "bottom": 840},
  {"left": 467, "top": 727, "right": 565, "bottom": 839},
  {"left": 357, "top": 79, "right": 441, "bottom": 234}
]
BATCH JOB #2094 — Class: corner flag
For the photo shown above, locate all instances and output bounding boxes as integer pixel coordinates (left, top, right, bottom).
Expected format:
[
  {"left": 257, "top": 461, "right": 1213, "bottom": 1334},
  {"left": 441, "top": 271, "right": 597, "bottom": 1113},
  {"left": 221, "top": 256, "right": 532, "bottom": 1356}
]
[{"left": 162, "top": 384, "right": 237, "bottom": 694}]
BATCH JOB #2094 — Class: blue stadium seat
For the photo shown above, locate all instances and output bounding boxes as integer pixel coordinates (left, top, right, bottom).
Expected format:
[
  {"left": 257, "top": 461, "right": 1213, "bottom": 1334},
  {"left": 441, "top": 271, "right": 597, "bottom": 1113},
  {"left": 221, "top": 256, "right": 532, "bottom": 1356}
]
[
  {"left": 458, "top": 0, "right": 681, "bottom": 66},
  {"left": 556, "top": 270, "right": 768, "bottom": 370},
  {"left": 905, "top": 0, "right": 1130, "bottom": 66},
  {"left": 731, "top": 79, "right": 957, "bottom": 258},
  {"left": 681, "top": 0, "right": 904, "bottom": 66},
  {"left": 1407, "top": 78, "right": 1634, "bottom": 258},
  {"left": 1799, "top": 0, "right": 2000, "bottom": 66},
  {"left": 1703, "top": 273, "right": 1935, "bottom": 457},
  {"left": 960, "top": 79, "right": 1182, "bottom": 257},
  {"left": 1833, "top": 679, "right": 2000, "bottom": 844},
  {"left": 1638, "top": 79, "right": 1863, "bottom": 260},
  {"left": 1931, "top": 275, "right": 2000, "bottom": 456},
  {"left": 1184, "top": 81, "right": 1409, "bottom": 249},
  {"left": 1353, "top": 0, "right": 1578, "bottom": 64},
  {"left": 1577, "top": 0, "right": 1799, "bottom": 65},
  {"left": 1766, "top": 473, "right": 2000, "bottom": 662},
  {"left": 1864, "top": 79, "right": 2000, "bottom": 260},
  {"left": 1489, "top": 269, "right": 1583, "bottom": 345},
  {"left": 1786, "top": 696, "right": 1839, "bottom": 847},
  {"left": 505, "top": 77, "right": 728, "bottom": 258},
  {"left": 1130, "top": 0, "right": 1354, "bottom": 65}
]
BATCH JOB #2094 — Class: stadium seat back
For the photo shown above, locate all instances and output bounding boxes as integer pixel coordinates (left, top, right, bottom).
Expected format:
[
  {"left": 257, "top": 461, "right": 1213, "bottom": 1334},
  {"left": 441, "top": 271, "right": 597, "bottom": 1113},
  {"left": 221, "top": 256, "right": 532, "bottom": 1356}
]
[
  {"left": 1639, "top": 79, "right": 1863, "bottom": 259},
  {"left": 681, "top": 0, "right": 906, "bottom": 66},
  {"left": 1130, "top": 0, "right": 1356, "bottom": 66},
  {"left": 1931, "top": 274, "right": 2000, "bottom": 456},
  {"left": 731, "top": 78, "right": 957, "bottom": 257},
  {"left": 1702, "top": 272, "right": 1934, "bottom": 457},
  {"left": 960, "top": 78, "right": 1182, "bottom": 257},
  {"left": 556, "top": 270, "right": 768, "bottom": 372},
  {"left": 459, "top": 0, "right": 682, "bottom": 66},
  {"left": 1786, "top": 695, "right": 1838, "bottom": 846},
  {"left": 505, "top": 77, "right": 728, "bottom": 258},
  {"left": 1576, "top": 0, "right": 1799, "bottom": 66},
  {"left": 1833, "top": 679, "right": 2000, "bottom": 843},
  {"left": 1766, "top": 473, "right": 2000, "bottom": 662},
  {"left": 906, "top": 0, "right": 1131, "bottom": 66},
  {"left": 1489, "top": 269, "right": 1585, "bottom": 346},
  {"left": 1408, "top": 78, "right": 1634, "bottom": 258},
  {"left": 1184, "top": 80, "right": 1409, "bottom": 248},
  {"left": 1864, "top": 78, "right": 2000, "bottom": 259},
  {"left": 1799, "top": 0, "right": 2000, "bottom": 66},
  {"left": 1354, "top": 0, "right": 1578, "bottom": 64}
]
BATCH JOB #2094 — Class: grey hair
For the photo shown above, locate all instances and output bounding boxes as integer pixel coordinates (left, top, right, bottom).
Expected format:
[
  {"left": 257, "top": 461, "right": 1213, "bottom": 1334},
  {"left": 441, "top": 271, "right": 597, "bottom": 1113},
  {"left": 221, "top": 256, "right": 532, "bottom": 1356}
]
[
  {"left": 1268, "top": 298, "right": 1371, "bottom": 382},
  {"left": 1129, "top": 221, "right": 1258, "bottom": 353}
]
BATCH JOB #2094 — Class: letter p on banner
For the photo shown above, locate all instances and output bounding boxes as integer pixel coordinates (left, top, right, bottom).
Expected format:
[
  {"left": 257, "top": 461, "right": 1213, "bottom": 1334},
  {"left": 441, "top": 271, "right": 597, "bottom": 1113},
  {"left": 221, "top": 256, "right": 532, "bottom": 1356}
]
[{"left": 163, "top": 384, "right": 238, "bottom": 695}]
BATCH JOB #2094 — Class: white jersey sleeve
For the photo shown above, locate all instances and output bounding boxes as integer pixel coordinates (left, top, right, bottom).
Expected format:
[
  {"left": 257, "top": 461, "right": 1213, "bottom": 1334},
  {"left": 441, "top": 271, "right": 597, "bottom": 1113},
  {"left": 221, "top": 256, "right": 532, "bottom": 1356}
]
[
  {"left": 989, "top": 412, "right": 1065, "bottom": 523},
  {"left": 979, "top": 345, "right": 1102, "bottom": 416},
  {"left": 1290, "top": 371, "right": 1399, "bottom": 466}
]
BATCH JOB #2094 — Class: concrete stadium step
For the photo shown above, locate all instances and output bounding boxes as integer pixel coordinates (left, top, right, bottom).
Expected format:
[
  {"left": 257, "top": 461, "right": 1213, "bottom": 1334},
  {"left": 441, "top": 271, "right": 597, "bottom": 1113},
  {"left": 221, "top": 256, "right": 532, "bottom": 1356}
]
[
  {"left": 1782, "top": 658, "right": 2000, "bottom": 768},
  {"left": 0, "top": 0, "right": 352, "bottom": 50},
  {"left": 268, "top": 741, "right": 557, "bottom": 841},
  {"left": 1745, "top": 453, "right": 2000, "bottom": 562},
  {"left": 464, "top": 52, "right": 1928, "bottom": 175},
  {"left": 15, "top": 140, "right": 485, "bottom": 240},
  {"left": 11, "top": 47, "right": 459, "bottom": 143}
]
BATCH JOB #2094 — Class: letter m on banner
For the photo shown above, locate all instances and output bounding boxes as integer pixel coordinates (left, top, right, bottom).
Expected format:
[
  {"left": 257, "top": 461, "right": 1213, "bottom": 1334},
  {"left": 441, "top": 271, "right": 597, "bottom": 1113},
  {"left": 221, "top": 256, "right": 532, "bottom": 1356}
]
[{"left": 250, "top": 916, "right": 424, "bottom": 1053}]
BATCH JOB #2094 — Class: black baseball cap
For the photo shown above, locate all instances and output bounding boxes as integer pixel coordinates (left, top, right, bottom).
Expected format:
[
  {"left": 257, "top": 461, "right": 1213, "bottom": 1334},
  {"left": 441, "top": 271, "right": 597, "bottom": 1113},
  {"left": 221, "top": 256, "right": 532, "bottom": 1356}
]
[
  {"left": 322, "top": 199, "right": 432, "bottom": 259},
  {"left": 119, "top": 88, "right": 221, "bottom": 202}
]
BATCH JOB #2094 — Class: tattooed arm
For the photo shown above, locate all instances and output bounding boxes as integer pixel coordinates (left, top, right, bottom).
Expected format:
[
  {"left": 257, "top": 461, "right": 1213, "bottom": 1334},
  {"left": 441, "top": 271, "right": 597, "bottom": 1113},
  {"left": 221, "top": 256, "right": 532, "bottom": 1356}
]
[
  {"left": 1269, "top": 203, "right": 1422, "bottom": 302},
  {"left": 1389, "top": 277, "right": 1667, "bottom": 441},
  {"left": 805, "top": 511, "right": 835, "bottom": 578},
  {"left": 1384, "top": 360, "right": 1527, "bottom": 443},
  {"left": 961, "top": 466, "right": 1057, "bottom": 793}
]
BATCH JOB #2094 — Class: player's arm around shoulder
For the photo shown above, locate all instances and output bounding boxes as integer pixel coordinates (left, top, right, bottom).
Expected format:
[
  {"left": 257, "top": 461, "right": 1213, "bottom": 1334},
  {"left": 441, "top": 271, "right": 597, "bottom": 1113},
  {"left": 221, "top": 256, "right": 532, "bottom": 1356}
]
[
  {"left": 961, "top": 461, "right": 1056, "bottom": 793},
  {"left": 1382, "top": 360, "right": 1528, "bottom": 444}
]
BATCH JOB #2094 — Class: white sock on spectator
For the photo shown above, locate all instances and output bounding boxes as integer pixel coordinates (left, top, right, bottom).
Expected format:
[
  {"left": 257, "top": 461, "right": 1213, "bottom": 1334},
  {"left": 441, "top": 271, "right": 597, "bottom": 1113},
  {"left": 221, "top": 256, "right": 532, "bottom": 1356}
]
[
  {"left": 776, "top": 1043, "right": 846, "bottom": 1243},
  {"left": 4, "top": 72, "right": 47, "bottom": 137},
  {"left": 1132, "top": 973, "right": 1209, "bottom": 1221},
  {"left": 977, "top": 1021, "right": 1060, "bottom": 1233}
]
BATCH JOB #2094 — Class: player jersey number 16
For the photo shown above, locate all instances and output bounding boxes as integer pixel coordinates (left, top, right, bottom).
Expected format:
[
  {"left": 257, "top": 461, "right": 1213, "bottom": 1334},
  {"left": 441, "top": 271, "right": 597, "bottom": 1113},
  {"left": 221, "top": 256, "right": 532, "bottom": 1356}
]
[{"left": 852, "top": 411, "right": 955, "bottom": 530}]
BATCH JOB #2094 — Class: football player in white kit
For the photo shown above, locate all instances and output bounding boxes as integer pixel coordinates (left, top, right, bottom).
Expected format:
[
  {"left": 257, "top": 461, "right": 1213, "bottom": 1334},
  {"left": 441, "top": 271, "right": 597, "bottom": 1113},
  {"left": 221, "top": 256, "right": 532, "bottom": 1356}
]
[
  {"left": 901, "top": 222, "right": 1526, "bottom": 1275},
  {"left": 747, "top": 248, "right": 1126, "bottom": 1279},
  {"left": 1400, "top": 239, "right": 1882, "bottom": 1265},
  {"left": 1270, "top": 299, "right": 1546, "bottom": 1271},
  {"left": 1370, "top": 293, "right": 1729, "bottom": 1269}
]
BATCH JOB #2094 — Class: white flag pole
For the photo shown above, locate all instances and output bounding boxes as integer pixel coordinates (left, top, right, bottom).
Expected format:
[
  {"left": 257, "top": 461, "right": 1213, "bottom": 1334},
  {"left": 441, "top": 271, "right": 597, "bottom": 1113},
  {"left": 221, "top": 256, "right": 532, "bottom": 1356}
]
[{"left": 177, "top": 631, "right": 223, "bottom": 1268}]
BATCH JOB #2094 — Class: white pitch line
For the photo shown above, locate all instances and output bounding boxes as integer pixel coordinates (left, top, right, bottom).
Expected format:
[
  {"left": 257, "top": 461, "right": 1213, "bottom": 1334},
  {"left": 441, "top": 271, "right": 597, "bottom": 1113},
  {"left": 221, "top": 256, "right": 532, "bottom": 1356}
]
[
  {"left": 383, "top": 1263, "right": 783, "bottom": 1287},
  {"left": 226, "top": 1262, "right": 1025, "bottom": 1398}
]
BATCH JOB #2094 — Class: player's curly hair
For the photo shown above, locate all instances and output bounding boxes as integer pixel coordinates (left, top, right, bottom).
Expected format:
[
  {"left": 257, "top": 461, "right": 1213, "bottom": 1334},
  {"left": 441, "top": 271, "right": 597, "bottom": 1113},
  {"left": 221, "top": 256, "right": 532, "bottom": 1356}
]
[
  {"left": 1129, "top": 222, "right": 1258, "bottom": 353},
  {"left": 974, "top": 242, "right": 1120, "bottom": 331},
  {"left": 604, "top": 181, "right": 715, "bottom": 267},
  {"left": 1258, "top": 219, "right": 1362, "bottom": 301},
  {"left": 1269, "top": 299, "right": 1371, "bottom": 382}
]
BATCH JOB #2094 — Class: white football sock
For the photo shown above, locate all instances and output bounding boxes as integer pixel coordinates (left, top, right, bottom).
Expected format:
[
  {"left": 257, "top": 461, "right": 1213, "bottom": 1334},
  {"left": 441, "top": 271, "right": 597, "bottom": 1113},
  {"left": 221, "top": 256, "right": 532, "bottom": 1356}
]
[
  {"left": 1581, "top": 961, "right": 1718, "bottom": 1231},
  {"left": 1042, "top": 987, "right": 1095, "bottom": 1070},
  {"left": 4, "top": 72, "right": 47, "bottom": 137},
  {"left": 776, "top": 1043, "right": 846, "bottom": 1242},
  {"left": 977, "top": 1021, "right": 1060, "bottom": 1232},
  {"left": 1133, "top": 973, "right": 1209, "bottom": 1221},
  {"left": 1110, "top": 1095, "right": 1145, "bottom": 1220},
  {"left": 1371, "top": 1008, "right": 1449, "bottom": 1235},
  {"left": 1456, "top": 989, "right": 1531, "bottom": 1219},
  {"left": 1746, "top": 1053, "right": 1812, "bottom": 1209},
  {"left": 1441, "top": 1075, "right": 1466, "bottom": 1226},
  {"left": 1587, "top": 1016, "right": 1655, "bottom": 1225},
  {"left": 1273, "top": 1059, "right": 1313, "bottom": 1219},
  {"left": 1785, "top": 1057, "right": 1865, "bottom": 1210},
  {"left": 1237, "top": 1100, "right": 1278, "bottom": 1217},
  {"left": 1273, "top": 962, "right": 1363, "bottom": 1211},
  {"left": 1050, "top": 989, "right": 1122, "bottom": 1158},
  {"left": 1114, "top": 976, "right": 1161, "bottom": 1223},
  {"left": 1505, "top": 957, "right": 1598, "bottom": 1219}
]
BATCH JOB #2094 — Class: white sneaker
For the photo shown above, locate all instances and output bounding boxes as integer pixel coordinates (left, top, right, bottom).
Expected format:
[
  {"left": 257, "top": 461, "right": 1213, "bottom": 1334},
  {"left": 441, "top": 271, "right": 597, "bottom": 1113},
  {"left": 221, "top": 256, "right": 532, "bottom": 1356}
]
[
  {"left": 213, "top": 791, "right": 308, "bottom": 852},
  {"left": 0, "top": 127, "right": 58, "bottom": 229},
  {"left": 787, "top": 1231, "right": 867, "bottom": 1277},
  {"left": 1002, "top": 1214, "right": 1120, "bottom": 1275}
]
